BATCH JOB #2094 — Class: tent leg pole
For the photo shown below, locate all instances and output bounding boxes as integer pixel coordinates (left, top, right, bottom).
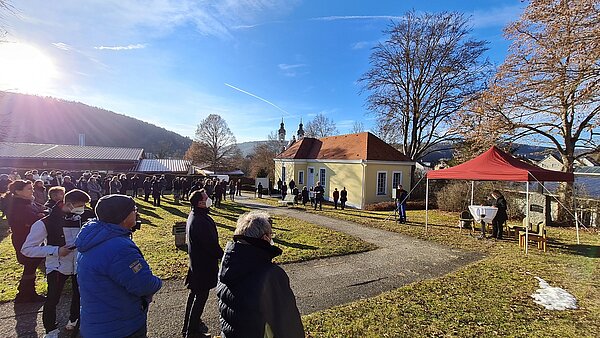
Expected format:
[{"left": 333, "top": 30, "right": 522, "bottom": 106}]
[
  {"left": 425, "top": 178, "right": 429, "bottom": 232},
  {"left": 526, "top": 182, "right": 529, "bottom": 255},
  {"left": 574, "top": 195, "right": 580, "bottom": 245},
  {"left": 471, "top": 181, "right": 474, "bottom": 205}
]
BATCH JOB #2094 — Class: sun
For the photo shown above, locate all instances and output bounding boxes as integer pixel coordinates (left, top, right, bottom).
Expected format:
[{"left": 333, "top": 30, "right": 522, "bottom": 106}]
[{"left": 0, "top": 42, "right": 59, "bottom": 94}]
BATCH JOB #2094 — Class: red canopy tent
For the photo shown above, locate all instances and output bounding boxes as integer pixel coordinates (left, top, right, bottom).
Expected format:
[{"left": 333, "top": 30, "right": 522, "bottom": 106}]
[
  {"left": 427, "top": 146, "right": 574, "bottom": 182},
  {"left": 424, "top": 146, "right": 575, "bottom": 253}
]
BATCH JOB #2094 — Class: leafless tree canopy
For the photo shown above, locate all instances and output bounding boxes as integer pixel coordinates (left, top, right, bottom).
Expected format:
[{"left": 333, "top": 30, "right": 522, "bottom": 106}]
[
  {"left": 304, "top": 113, "right": 338, "bottom": 138},
  {"left": 463, "top": 0, "right": 600, "bottom": 173},
  {"left": 359, "top": 11, "right": 490, "bottom": 161},
  {"left": 185, "top": 114, "right": 238, "bottom": 171},
  {"left": 247, "top": 131, "right": 286, "bottom": 178},
  {"left": 351, "top": 121, "right": 365, "bottom": 134}
]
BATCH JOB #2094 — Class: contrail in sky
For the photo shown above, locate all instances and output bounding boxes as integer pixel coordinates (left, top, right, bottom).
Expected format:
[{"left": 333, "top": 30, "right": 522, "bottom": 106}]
[{"left": 224, "top": 83, "right": 289, "bottom": 116}]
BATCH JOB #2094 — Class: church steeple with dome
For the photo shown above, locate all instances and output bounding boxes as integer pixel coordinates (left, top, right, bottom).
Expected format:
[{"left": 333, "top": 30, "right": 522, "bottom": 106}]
[
  {"left": 297, "top": 118, "right": 305, "bottom": 140},
  {"left": 278, "top": 118, "right": 286, "bottom": 142}
]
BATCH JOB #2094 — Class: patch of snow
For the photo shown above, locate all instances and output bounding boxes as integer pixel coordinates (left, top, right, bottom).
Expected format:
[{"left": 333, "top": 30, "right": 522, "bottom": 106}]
[{"left": 531, "top": 277, "right": 578, "bottom": 310}]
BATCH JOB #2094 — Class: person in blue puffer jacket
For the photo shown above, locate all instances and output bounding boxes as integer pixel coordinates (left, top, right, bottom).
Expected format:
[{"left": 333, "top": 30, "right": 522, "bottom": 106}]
[{"left": 75, "top": 194, "right": 162, "bottom": 338}]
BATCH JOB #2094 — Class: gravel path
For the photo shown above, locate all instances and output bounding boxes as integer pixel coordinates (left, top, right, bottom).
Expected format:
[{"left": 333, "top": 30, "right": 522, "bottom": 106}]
[{"left": 0, "top": 197, "right": 481, "bottom": 337}]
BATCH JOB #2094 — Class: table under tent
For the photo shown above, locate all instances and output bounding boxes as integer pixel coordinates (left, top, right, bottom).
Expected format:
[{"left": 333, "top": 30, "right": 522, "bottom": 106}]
[{"left": 424, "top": 146, "right": 574, "bottom": 254}]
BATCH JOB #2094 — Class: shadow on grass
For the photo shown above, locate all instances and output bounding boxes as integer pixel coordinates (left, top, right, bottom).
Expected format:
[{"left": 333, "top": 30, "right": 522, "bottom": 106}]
[
  {"left": 216, "top": 222, "right": 236, "bottom": 232},
  {"left": 162, "top": 206, "right": 188, "bottom": 218},
  {"left": 219, "top": 203, "right": 252, "bottom": 215},
  {"left": 137, "top": 208, "right": 161, "bottom": 219},
  {"left": 138, "top": 215, "right": 158, "bottom": 227},
  {"left": 549, "top": 240, "right": 600, "bottom": 258},
  {"left": 275, "top": 238, "right": 318, "bottom": 250}
]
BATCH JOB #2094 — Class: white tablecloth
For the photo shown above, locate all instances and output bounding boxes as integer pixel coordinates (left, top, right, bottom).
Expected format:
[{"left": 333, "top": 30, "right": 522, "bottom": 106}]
[{"left": 468, "top": 205, "right": 498, "bottom": 223}]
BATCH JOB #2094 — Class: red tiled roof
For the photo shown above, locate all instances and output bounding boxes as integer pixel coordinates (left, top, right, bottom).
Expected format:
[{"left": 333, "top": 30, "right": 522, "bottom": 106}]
[{"left": 275, "top": 132, "right": 411, "bottom": 161}]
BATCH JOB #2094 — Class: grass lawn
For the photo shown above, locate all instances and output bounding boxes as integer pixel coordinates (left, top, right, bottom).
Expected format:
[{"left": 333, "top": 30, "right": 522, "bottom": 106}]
[
  {"left": 256, "top": 197, "right": 600, "bottom": 337},
  {"left": 0, "top": 195, "right": 374, "bottom": 302}
]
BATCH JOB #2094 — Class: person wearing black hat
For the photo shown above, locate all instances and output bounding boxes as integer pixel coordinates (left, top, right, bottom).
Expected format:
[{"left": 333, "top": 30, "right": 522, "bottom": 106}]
[
  {"left": 182, "top": 189, "right": 222, "bottom": 337},
  {"left": 75, "top": 194, "right": 162, "bottom": 338}
]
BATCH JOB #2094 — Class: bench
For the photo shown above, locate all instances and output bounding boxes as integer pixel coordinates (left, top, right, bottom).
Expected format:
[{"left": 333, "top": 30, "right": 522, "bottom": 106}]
[
  {"left": 519, "top": 221, "right": 547, "bottom": 252},
  {"left": 278, "top": 194, "right": 295, "bottom": 206}
]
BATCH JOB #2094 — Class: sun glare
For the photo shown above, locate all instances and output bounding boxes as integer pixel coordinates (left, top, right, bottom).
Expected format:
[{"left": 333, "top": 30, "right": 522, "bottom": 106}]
[{"left": 0, "top": 42, "right": 59, "bottom": 94}]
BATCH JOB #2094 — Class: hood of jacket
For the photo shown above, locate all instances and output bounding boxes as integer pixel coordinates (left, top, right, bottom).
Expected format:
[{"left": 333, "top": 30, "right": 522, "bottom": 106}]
[
  {"left": 75, "top": 219, "right": 131, "bottom": 253},
  {"left": 219, "top": 236, "right": 282, "bottom": 285}
]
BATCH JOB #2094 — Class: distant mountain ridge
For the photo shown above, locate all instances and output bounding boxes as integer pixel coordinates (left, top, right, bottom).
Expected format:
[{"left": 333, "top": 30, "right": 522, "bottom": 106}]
[
  {"left": 237, "top": 140, "right": 269, "bottom": 157},
  {"left": 0, "top": 92, "right": 192, "bottom": 157}
]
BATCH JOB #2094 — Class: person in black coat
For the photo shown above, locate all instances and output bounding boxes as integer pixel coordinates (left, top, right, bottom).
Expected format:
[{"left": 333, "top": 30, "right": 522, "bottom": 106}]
[
  {"left": 151, "top": 177, "right": 161, "bottom": 207},
  {"left": 217, "top": 210, "right": 304, "bottom": 338},
  {"left": 301, "top": 186, "right": 309, "bottom": 206},
  {"left": 183, "top": 189, "right": 223, "bottom": 337},
  {"left": 491, "top": 190, "right": 508, "bottom": 239},
  {"left": 340, "top": 187, "right": 348, "bottom": 210},
  {"left": 214, "top": 182, "right": 223, "bottom": 208},
  {"left": 395, "top": 185, "right": 408, "bottom": 223},
  {"left": 313, "top": 181, "right": 324, "bottom": 210},
  {"left": 143, "top": 177, "right": 152, "bottom": 202}
]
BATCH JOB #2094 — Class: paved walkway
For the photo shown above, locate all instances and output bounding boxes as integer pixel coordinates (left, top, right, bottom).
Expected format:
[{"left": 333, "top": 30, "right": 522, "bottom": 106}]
[{"left": 0, "top": 197, "right": 481, "bottom": 337}]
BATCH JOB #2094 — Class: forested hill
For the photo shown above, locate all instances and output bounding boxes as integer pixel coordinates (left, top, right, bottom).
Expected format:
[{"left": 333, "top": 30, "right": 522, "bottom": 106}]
[{"left": 0, "top": 92, "right": 192, "bottom": 157}]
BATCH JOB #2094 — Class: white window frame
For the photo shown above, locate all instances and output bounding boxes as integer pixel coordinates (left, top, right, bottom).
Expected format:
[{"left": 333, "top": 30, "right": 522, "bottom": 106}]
[
  {"left": 392, "top": 171, "right": 403, "bottom": 190},
  {"left": 376, "top": 171, "right": 387, "bottom": 196},
  {"left": 298, "top": 170, "right": 304, "bottom": 185},
  {"left": 319, "top": 168, "right": 326, "bottom": 187}
]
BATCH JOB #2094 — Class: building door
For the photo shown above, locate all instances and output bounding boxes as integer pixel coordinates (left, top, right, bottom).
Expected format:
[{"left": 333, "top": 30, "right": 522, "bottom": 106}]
[{"left": 307, "top": 167, "right": 315, "bottom": 187}]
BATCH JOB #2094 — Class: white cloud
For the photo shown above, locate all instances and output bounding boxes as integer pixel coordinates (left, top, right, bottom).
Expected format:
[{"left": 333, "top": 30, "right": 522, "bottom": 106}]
[
  {"left": 278, "top": 63, "right": 306, "bottom": 77},
  {"left": 351, "top": 41, "right": 372, "bottom": 50},
  {"left": 278, "top": 63, "right": 305, "bottom": 70},
  {"left": 94, "top": 44, "right": 147, "bottom": 51},
  {"left": 52, "top": 42, "right": 72, "bottom": 50},
  {"left": 95, "top": 0, "right": 297, "bottom": 39}
]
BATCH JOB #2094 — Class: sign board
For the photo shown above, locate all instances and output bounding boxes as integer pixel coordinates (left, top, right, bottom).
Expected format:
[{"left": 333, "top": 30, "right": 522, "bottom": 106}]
[
  {"left": 530, "top": 204, "right": 544, "bottom": 213},
  {"left": 255, "top": 178, "right": 269, "bottom": 192}
]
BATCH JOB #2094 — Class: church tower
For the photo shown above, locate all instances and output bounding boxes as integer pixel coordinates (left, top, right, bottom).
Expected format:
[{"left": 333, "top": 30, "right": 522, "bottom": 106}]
[
  {"left": 278, "top": 118, "right": 286, "bottom": 142},
  {"left": 297, "top": 118, "right": 305, "bottom": 140}
]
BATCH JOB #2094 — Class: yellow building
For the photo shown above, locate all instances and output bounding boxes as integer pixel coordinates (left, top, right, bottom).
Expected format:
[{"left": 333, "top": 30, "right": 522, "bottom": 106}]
[{"left": 273, "top": 132, "right": 414, "bottom": 209}]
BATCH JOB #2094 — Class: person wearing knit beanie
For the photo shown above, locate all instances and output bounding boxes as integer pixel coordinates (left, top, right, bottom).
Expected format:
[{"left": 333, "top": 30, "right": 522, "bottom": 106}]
[
  {"left": 95, "top": 194, "right": 136, "bottom": 227},
  {"left": 75, "top": 194, "right": 161, "bottom": 338}
]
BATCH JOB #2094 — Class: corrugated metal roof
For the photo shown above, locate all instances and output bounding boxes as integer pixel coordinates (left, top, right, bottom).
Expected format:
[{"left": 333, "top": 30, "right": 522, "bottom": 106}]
[
  {"left": 136, "top": 159, "right": 192, "bottom": 173},
  {"left": 0, "top": 142, "right": 143, "bottom": 161},
  {"left": 576, "top": 166, "right": 600, "bottom": 175}
]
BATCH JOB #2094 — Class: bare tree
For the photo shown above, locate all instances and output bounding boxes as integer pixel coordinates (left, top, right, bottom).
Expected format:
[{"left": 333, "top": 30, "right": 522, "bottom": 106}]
[
  {"left": 351, "top": 121, "right": 365, "bottom": 134},
  {"left": 184, "top": 114, "right": 239, "bottom": 171},
  {"left": 247, "top": 131, "right": 283, "bottom": 178},
  {"left": 459, "top": 0, "right": 600, "bottom": 220},
  {"left": 304, "top": 113, "right": 338, "bottom": 138},
  {"left": 359, "top": 11, "right": 490, "bottom": 164}
]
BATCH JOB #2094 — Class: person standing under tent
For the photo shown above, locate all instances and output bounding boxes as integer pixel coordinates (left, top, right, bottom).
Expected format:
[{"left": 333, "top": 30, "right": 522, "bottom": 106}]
[{"left": 491, "top": 190, "right": 508, "bottom": 240}]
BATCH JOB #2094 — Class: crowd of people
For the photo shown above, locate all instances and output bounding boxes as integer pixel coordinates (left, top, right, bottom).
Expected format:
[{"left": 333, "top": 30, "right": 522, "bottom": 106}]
[
  {"left": 0, "top": 168, "right": 301, "bottom": 338},
  {"left": 275, "top": 178, "right": 349, "bottom": 211}
]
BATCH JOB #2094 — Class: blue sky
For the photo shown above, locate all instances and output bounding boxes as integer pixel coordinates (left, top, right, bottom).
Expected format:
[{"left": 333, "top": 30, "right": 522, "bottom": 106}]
[{"left": 0, "top": 0, "right": 524, "bottom": 142}]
